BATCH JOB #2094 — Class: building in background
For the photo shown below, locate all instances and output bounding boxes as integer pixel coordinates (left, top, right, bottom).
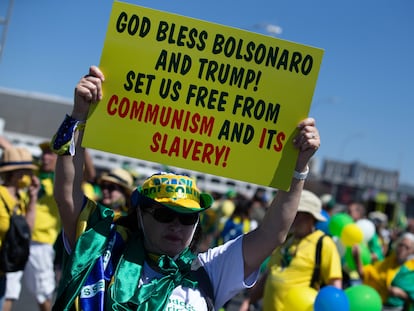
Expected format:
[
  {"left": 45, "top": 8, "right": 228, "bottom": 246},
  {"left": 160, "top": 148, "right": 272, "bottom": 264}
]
[{"left": 1, "top": 87, "right": 414, "bottom": 226}]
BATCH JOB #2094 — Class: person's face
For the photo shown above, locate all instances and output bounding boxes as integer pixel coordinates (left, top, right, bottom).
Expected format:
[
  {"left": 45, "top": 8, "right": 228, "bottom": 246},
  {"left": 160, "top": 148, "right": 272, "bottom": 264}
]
[
  {"left": 100, "top": 182, "right": 126, "bottom": 209},
  {"left": 291, "top": 212, "right": 315, "bottom": 238},
  {"left": 40, "top": 149, "right": 57, "bottom": 173},
  {"left": 9, "top": 169, "right": 33, "bottom": 188},
  {"left": 138, "top": 205, "right": 199, "bottom": 257},
  {"left": 347, "top": 203, "right": 363, "bottom": 221},
  {"left": 396, "top": 237, "right": 414, "bottom": 263}
]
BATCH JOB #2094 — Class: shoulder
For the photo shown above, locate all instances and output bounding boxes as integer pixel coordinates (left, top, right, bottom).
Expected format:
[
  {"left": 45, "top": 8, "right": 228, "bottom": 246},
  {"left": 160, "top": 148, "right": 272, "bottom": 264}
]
[
  {"left": 307, "top": 230, "right": 327, "bottom": 243},
  {"left": 76, "top": 198, "right": 115, "bottom": 239}
]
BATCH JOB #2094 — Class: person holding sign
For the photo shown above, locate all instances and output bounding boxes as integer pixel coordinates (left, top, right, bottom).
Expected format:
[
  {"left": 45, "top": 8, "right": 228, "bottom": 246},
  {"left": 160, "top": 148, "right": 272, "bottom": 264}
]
[{"left": 50, "top": 66, "right": 320, "bottom": 311}]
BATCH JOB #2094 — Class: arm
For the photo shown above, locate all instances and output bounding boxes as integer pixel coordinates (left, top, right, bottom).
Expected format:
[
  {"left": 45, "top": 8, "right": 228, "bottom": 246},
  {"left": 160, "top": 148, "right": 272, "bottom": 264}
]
[
  {"left": 242, "top": 118, "right": 320, "bottom": 277},
  {"left": 248, "top": 270, "right": 269, "bottom": 303},
  {"left": 327, "top": 278, "right": 343, "bottom": 289},
  {"left": 0, "top": 136, "right": 12, "bottom": 149},
  {"left": 351, "top": 244, "right": 365, "bottom": 279},
  {"left": 83, "top": 148, "right": 96, "bottom": 183},
  {"left": 53, "top": 66, "right": 104, "bottom": 248},
  {"left": 25, "top": 175, "right": 40, "bottom": 231},
  {"left": 388, "top": 286, "right": 410, "bottom": 301}
]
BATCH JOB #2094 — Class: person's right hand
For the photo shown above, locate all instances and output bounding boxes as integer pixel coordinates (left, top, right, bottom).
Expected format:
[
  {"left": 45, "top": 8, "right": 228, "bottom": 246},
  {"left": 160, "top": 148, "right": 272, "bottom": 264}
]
[
  {"left": 389, "top": 286, "right": 408, "bottom": 300},
  {"left": 72, "top": 65, "right": 105, "bottom": 121}
]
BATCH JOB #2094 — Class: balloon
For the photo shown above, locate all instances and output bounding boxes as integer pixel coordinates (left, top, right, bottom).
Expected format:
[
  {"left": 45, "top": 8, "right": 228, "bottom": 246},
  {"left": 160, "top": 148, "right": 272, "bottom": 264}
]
[
  {"left": 284, "top": 287, "right": 317, "bottom": 311},
  {"left": 340, "top": 223, "right": 364, "bottom": 246},
  {"left": 345, "top": 284, "right": 382, "bottom": 311},
  {"left": 314, "top": 286, "right": 350, "bottom": 311},
  {"left": 356, "top": 219, "right": 376, "bottom": 242},
  {"left": 315, "top": 210, "right": 330, "bottom": 234},
  {"left": 344, "top": 243, "right": 372, "bottom": 270},
  {"left": 328, "top": 213, "right": 354, "bottom": 237}
]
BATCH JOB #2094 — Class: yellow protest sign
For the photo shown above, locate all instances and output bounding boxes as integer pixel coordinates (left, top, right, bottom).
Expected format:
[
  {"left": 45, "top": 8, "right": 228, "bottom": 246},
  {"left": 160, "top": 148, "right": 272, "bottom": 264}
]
[{"left": 82, "top": 1, "right": 324, "bottom": 190}]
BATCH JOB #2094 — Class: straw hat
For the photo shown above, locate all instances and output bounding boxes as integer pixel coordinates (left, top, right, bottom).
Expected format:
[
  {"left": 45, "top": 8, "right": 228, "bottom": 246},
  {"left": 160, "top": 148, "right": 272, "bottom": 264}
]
[
  {"left": 98, "top": 168, "right": 134, "bottom": 194},
  {"left": 0, "top": 147, "right": 38, "bottom": 172}
]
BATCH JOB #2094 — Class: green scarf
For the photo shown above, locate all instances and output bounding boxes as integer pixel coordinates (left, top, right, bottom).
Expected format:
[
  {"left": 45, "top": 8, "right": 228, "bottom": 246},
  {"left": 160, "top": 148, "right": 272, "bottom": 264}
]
[
  {"left": 53, "top": 202, "right": 200, "bottom": 311},
  {"left": 108, "top": 233, "right": 198, "bottom": 310}
]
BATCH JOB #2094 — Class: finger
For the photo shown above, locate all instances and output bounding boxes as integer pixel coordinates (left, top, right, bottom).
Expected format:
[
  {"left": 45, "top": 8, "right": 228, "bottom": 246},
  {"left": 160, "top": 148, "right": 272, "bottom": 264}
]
[
  {"left": 77, "top": 78, "right": 102, "bottom": 102},
  {"left": 294, "top": 132, "right": 320, "bottom": 151},
  {"left": 297, "top": 117, "right": 316, "bottom": 130},
  {"left": 88, "top": 65, "right": 105, "bottom": 81}
]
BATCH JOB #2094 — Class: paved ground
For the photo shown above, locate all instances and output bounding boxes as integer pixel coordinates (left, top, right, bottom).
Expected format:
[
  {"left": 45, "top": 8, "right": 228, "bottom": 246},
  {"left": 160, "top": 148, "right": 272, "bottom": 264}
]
[{"left": 11, "top": 282, "right": 38, "bottom": 311}]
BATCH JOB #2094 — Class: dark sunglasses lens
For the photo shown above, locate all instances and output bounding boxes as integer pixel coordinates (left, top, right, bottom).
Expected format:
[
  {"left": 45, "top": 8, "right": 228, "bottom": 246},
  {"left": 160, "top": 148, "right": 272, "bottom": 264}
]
[
  {"left": 152, "top": 208, "right": 198, "bottom": 225},
  {"left": 153, "top": 208, "right": 175, "bottom": 223},
  {"left": 179, "top": 213, "right": 199, "bottom": 225},
  {"left": 101, "top": 184, "right": 117, "bottom": 192}
]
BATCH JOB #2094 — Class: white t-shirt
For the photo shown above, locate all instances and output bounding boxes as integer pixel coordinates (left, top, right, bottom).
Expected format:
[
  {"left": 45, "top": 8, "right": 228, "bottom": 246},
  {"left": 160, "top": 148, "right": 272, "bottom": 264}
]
[{"left": 140, "top": 235, "right": 259, "bottom": 310}]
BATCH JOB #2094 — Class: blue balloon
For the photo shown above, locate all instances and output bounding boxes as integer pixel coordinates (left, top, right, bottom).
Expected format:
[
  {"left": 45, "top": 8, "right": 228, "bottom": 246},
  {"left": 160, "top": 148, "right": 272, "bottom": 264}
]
[
  {"left": 314, "top": 286, "right": 349, "bottom": 311},
  {"left": 315, "top": 210, "right": 331, "bottom": 235}
]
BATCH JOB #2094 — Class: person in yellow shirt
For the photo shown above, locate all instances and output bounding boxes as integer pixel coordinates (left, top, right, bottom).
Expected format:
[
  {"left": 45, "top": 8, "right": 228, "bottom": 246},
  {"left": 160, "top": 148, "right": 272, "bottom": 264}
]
[
  {"left": 3, "top": 141, "right": 60, "bottom": 311},
  {"left": 0, "top": 145, "right": 40, "bottom": 311},
  {"left": 353, "top": 232, "right": 414, "bottom": 311},
  {"left": 244, "top": 190, "right": 343, "bottom": 311}
]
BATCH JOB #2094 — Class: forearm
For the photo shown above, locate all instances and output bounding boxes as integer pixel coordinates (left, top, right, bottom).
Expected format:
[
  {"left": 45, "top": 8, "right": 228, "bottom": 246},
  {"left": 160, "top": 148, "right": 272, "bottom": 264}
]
[
  {"left": 83, "top": 148, "right": 96, "bottom": 182},
  {"left": 25, "top": 200, "right": 37, "bottom": 232},
  {"left": 389, "top": 286, "right": 409, "bottom": 301},
  {"left": 261, "top": 178, "right": 304, "bottom": 244},
  {"left": 53, "top": 66, "right": 104, "bottom": 246},
  {"left": 54, "top": 127, "right": 86, "bottom": 246},
  {"left": 26, "top": 175, "right": 40, "bottom": 232},
  {"left": 243, "top": 175, "right": 305, "bottom": 276},
  {"left": 352, "top": 245, "right": 364, "bottom": 279},
  {"left": 328, "top": 278, "right": 343, "bottom": 289}
]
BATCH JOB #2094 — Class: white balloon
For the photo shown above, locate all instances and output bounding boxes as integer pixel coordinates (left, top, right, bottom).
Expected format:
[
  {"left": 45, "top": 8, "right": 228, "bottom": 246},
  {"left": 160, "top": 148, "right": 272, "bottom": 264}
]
[{"left": 356, "top": 219, "right": 376, "bottom": 242}]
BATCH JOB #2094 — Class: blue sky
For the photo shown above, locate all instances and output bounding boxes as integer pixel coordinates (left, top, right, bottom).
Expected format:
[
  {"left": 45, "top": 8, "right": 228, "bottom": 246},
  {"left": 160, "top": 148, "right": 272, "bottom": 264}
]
[{"left": 1, "top": 0, "right": 413, "bottom": 186}]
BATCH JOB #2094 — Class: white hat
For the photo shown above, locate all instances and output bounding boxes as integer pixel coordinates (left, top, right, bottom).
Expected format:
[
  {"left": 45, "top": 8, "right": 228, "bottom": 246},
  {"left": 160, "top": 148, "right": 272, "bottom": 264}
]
[
  {"left": 298, "top": 190, "right": 327, "bottom": 222},
  {"left": 368, "top": 211, "right": 388, "bottom": 224}
]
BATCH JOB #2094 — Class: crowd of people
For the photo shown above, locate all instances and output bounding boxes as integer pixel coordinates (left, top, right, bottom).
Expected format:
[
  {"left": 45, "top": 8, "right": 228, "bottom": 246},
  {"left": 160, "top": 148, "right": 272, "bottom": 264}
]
[{"left": 0, "top": 65, "right": 413, "bottom": 311}]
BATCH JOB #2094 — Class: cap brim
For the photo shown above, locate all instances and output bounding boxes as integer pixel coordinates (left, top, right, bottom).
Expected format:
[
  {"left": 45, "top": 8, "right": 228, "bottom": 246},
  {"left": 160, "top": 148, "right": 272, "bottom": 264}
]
[
  {"left": 314, "top": 213, "right": 327, "bottom": 222},
  {"left": 134, "top": 191, "right": 213, "bottom": 214}
]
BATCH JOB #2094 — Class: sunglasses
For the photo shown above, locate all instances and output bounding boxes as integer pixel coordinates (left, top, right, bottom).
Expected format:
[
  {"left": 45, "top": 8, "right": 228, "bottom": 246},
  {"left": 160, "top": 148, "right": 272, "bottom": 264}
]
[
  {"left": 144, "top": 207, "right": 199, "bottom": 226},
  {"left": 101, "top": 183, "right": 121, "bottom": 192}
]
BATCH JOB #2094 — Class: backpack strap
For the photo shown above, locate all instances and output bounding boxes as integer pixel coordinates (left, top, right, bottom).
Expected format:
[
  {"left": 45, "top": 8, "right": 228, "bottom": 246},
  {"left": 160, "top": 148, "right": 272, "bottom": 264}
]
[
  {"left": 0, "top": 187, "right": 22, "bottom": 215},
  {"left": 0, "top": 192, "right": 12, "bottom": 215},
  {"left": 190, "top": 258, "right": 215, "bottom": 311},
  {"left": 310, "top": 234, "right": 326, "bottom": 289}
]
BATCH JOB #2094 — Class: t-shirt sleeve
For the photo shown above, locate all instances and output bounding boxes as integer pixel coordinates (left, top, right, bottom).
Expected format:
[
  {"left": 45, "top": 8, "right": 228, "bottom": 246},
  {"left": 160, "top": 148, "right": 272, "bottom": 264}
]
[
  {"left": 198, "top": 235, "right": 259, "bottom": 309},
  {"left": 321, "top": 236, "right": 343, "bottom": 283}
]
